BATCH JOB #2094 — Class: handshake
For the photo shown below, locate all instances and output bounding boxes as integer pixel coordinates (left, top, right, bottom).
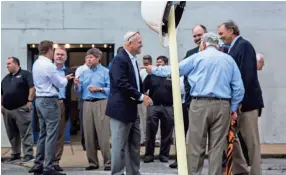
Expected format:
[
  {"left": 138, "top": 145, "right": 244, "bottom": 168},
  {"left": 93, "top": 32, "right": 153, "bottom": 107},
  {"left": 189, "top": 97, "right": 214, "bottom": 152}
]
[{"left": 143, "top": 94, "right": 153, "bottom": 107}]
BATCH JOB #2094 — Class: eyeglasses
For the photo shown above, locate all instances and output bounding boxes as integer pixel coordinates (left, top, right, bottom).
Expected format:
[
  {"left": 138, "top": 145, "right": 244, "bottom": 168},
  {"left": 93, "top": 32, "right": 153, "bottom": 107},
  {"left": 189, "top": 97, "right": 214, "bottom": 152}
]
[{"left": 127, "top": 32, "right": 140, "bottom": 41}]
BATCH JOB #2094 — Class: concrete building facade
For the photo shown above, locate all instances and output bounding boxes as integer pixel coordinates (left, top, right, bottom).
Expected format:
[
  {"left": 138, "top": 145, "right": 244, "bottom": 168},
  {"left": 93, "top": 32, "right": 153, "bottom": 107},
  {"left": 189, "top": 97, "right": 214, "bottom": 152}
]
[{"left": 1, "top": 1, "right": 286, "bottom": 146}]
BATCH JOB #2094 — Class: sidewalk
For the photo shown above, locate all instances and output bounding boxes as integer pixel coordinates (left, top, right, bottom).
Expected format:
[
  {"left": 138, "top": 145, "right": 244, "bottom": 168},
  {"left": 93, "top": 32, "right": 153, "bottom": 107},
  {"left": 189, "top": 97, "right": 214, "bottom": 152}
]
[{"left": 1, "top": 143, "right": 286, "bottom": 168}]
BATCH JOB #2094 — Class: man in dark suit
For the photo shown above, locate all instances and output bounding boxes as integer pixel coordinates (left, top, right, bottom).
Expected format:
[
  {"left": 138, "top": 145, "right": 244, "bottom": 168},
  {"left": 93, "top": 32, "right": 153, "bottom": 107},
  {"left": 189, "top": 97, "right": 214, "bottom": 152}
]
[
  {"left": 53, "top": 47, "right": 74, "bottom": 171},
  {"left": 106, "top": 31, "right": 153, "bottom": 175},
  {"left": 169, "top": 24, "right": 208, "bottom": 169},
  {"left": 218, "top": 20, "right": 264, "bottom": 175}
]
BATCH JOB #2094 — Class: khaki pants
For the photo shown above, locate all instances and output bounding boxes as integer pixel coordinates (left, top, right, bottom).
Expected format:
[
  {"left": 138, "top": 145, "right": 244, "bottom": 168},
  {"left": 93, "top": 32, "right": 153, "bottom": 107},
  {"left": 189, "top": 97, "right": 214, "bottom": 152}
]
[
  {"left": 53, "top": 100, "right": 66, "bottom": 165},
  {"left": 187, "top": 99, "right": 230, "bottom": 175},
  {"left": 83, "top": 99, "right": 111, "bottom": 167},
  {"left": 232, "top": 109, "right": 262, "bottom": 175}
]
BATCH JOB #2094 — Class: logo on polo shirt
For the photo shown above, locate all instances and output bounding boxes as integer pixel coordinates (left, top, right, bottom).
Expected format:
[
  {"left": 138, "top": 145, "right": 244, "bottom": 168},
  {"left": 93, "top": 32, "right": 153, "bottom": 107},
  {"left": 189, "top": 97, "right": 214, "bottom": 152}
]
[{"left": 16, "top": 75, "right": 22, "bottom": 78}]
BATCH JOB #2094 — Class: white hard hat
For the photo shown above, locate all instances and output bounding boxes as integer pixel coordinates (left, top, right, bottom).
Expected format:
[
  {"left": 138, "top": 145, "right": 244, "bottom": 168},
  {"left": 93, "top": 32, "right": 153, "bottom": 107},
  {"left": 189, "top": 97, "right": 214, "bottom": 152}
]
[{"left": 141, "top": 1, "right": 186, "bottom": 47}]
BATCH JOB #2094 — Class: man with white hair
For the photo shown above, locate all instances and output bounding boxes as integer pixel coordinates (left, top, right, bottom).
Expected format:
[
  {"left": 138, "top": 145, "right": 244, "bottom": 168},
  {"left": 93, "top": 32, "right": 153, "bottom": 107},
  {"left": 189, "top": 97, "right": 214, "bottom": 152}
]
[
  {"left": 106, "top": 31, "right": 153, "bottom": 175},
  {"left": 144, "top": 32, "right": 245, "bottom": 175},
  {"left": 256, "top": 53, "right": 265, "bottom": 70}
]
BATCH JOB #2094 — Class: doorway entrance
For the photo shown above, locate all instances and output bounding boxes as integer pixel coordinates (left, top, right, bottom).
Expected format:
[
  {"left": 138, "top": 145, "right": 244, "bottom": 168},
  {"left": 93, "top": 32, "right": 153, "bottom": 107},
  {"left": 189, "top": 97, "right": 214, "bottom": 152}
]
[{"left": 27, "top": 43, "right": 115, "bottom": 143}]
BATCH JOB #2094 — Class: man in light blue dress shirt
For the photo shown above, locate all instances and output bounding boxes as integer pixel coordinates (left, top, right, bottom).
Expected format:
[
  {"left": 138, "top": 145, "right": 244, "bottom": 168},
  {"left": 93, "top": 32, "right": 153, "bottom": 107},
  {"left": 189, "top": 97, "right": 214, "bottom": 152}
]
[
  {"left": 144, "top": 32, "right": 245, "bottom": 175},
  {"left": 74, "top": 48, "right": 111, "bottom": 171},
  {"left": 74, "top": 60, "right": 90, "bottom": 151},
  {"left": 53, "top": 47, "right": 74, "bottom": 172}
]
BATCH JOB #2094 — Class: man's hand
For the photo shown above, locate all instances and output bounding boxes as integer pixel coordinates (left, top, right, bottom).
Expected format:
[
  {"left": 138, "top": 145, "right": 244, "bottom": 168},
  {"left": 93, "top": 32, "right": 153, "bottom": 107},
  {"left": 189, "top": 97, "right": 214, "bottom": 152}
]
[
  {"left": 65, "top": 73, "right": 74, "bottom": 80},
  {"left": 26, "top": 102, "right": 32, "bottom": 111},
  {"left": 143, "top": 95, "right": 153, "bottom": 106},
  {"left": 231, "top": 111, "right": 238, "bottom": 121},
  {"left": 142, "top": 65, "right": 154, "bottom": 74},
  {"left": 74, "top": 77, "right": 79, "bottom": 85},
  {"left": 88, "top": 86, "right": 101, "bottom": 92}
]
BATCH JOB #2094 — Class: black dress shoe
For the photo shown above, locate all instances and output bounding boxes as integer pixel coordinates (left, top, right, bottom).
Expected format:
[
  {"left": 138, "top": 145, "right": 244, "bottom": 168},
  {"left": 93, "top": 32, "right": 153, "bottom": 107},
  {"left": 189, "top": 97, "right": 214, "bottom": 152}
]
[
  {"left": 43, "top": 170, "right": 66, "bottom": 175},
  {"left": 169, "top": 160, "right": 178, "bottom": 168},
  {"left": 104, "top": 160, "right": 111, "bottom": 171},
  {"left": 54, "top": 165, "right": 63, "bottom": 171},
  {"left": 28, "top": 165, "right": 43, "bottom": 174},
  {"left": 23, "top": 155, "right": 34, "bottom": 162},
  {"left": 6, "top": 153, "right": 21, "bottom": 162},
  {"left": 144, "top": 156, "right": 154, "bottom": 163},
  {"left": 86, "top": 165, "right": 99, "bottom": 170},
  {"left": 159, "top": 157, "right": 169, "bottom": 163},
  {"left": 104, "top": 165, "right": 111, "bottom": 171}
]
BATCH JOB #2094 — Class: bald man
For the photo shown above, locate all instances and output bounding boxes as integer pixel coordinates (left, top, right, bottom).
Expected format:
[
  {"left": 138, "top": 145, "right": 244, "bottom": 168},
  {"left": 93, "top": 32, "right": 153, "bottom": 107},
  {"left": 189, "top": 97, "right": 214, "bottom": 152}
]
[{"left": 106, "top": 31, "right": 153, "bottom": 175}]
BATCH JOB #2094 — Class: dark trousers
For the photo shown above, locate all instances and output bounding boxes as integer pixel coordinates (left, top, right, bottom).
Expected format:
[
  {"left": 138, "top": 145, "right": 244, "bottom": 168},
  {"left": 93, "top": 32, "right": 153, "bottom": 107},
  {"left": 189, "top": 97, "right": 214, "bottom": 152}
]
[
  {"left": 182, "top": 103, "right": 189, "bottom": 136},
  {"left": 145, "top": 105, "right": 174, "bottom": 159},
  {"left": 1, "top": 106, "right": 34, "bottom": 157},
  {"left": 78, "top": 100, "right": 86, "bottom": 150}
]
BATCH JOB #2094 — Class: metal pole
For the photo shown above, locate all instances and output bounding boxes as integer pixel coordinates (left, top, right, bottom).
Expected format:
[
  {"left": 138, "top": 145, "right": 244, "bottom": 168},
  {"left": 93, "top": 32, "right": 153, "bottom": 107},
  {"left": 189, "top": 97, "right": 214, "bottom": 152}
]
[{"left": 167, "top": 5, "right": 188, "bottom": 175}]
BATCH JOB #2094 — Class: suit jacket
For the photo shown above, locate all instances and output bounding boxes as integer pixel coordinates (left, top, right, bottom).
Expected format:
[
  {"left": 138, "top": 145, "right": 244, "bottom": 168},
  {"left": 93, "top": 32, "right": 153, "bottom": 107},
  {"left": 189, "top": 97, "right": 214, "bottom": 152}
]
[
  {"left": 106, "top": 49, "right": 143, "bottom": 123},
  {"left": 228, "top": 37, "right": 264, "bottom": 114},
  {"left": 64, "top": 68, "right": 74, "bottom": 121},
  {"left": 183, "top": 46, "right": 199, "bottom": 106}
]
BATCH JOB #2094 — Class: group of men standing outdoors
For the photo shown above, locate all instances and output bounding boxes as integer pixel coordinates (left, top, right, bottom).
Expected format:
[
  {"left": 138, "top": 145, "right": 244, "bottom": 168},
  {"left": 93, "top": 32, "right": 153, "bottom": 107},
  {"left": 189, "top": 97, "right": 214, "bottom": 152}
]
[{"left": 1, "top": 19, "right": 265, "bottom": 175}]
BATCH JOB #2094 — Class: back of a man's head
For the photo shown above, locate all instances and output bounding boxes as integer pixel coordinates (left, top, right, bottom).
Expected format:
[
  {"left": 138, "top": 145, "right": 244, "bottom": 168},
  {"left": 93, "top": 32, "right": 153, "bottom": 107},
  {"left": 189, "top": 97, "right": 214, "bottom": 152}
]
[
  {"left": 38, "top": 40, "right": 53, "bottom": 55},
  {"left": 202, "top": 32, "right": 219, "bottom": 45}
]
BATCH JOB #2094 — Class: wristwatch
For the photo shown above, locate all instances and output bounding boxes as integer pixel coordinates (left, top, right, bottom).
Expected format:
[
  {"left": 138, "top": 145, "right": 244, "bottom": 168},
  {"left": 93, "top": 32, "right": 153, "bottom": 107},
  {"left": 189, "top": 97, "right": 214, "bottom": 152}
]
[{"left": 100, "top": 88, "right": 104, "bottom": 92}]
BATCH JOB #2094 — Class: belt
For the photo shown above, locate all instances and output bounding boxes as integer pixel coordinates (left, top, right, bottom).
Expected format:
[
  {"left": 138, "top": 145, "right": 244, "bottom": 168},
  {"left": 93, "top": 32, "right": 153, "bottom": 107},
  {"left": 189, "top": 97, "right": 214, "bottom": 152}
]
[
  {"left": 58, "top": 98, "right": 66, "bottom": 100},
  {"left": 36, "top": 96, "right": 58, "bottom": 98},
  {"left": 84, "top": 98, "right": 104, "bottom": 102},
  {"left": 191, "top": 96, "right": 230, "bottom": 101}
]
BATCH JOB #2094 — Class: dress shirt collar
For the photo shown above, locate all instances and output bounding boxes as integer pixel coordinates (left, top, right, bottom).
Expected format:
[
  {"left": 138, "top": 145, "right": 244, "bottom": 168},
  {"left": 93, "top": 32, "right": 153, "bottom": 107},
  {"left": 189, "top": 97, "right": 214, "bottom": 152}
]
[
  {"left": 124, "top": 49, "right": 136, "bottom": 60},
  {"left": 205, "top": 46, "right": 217, "bottom": 51},
  {"left": 83, "top": 63, "right": 89, "bottom": 69},
  {"left": 89, "top": 64, "right": 101, "bottom": 71},
  {"left": 38, "top": 55, "right": 52, "bottom": 63},
  {"left": 54, "top": 64, "right": 66, "bottom": 70},
  {"left": 230, "top": 35, "right": 241, "bottom": 49}
]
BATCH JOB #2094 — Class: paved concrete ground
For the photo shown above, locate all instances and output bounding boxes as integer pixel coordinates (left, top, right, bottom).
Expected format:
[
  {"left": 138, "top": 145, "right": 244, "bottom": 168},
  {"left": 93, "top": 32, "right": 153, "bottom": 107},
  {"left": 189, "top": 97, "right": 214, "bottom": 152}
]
[
  {"left": 2, "top": 159, "right": 286, "bottom": 175},
  {"left": 2, "top": 144, "right": 286, "bottom": 168},
  {"left": 2, "top": 143, "right": 286, "bottom": 175}
]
